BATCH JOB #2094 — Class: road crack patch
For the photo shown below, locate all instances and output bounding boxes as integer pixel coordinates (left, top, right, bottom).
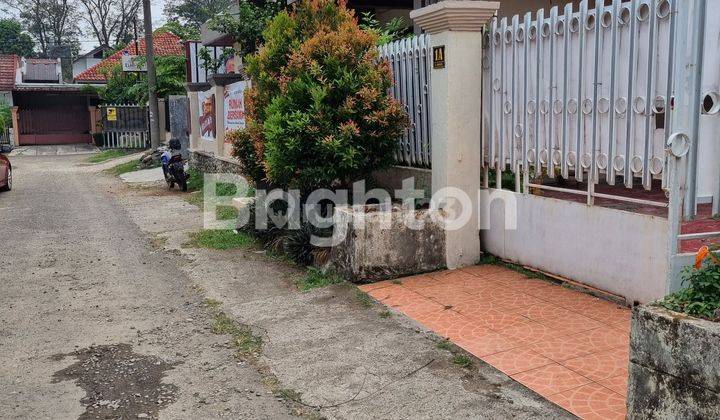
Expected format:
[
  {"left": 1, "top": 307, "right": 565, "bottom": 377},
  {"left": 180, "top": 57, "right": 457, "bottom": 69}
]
[{"left": 51, "top": 343, "right": 179, "bottom": 419}]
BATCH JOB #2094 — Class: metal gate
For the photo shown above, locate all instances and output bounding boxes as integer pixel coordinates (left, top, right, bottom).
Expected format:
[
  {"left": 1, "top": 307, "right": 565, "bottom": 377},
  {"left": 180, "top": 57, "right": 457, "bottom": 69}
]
[
  {"left": 100, "top": 104, "right": 149, "bottom": 149},
  {"left": 379, "top": 34, "right": 432, "bottom": 168}
]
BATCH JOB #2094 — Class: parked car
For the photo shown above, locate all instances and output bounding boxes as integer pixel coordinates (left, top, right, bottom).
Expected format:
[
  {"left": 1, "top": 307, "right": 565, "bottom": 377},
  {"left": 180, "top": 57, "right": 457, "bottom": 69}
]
[{"left": 0, "top": 144, "right": 12, "bottom": 192}]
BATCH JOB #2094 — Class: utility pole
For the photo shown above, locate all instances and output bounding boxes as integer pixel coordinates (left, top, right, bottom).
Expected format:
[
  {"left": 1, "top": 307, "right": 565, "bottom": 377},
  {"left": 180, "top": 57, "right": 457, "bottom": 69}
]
[{"left": 143, "top": 0, "right": 161, "bottom": 149}]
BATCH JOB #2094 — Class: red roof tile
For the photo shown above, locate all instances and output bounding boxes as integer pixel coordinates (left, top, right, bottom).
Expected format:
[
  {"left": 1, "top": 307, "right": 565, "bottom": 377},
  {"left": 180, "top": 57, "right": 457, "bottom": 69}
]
[
  {"left": 0, "top": 54, "right": 17, "bottom": 91},
  {"left": 74, "top": 31, "right": 184, "bottom": 83}
]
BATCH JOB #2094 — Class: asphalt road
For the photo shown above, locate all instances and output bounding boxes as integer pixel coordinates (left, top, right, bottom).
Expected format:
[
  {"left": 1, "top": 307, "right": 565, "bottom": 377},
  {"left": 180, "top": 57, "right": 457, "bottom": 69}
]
[{"left": 0, "top": 154, "right": 294, "bottom": 419}]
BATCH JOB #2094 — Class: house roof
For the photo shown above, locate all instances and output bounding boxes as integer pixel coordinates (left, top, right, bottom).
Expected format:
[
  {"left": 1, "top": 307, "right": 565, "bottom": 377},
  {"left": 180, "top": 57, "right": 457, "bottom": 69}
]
[
  {"left": 75, "top": 45, "right": 111, "bottom": 61},
  {"left": 74, "top": 31, "right": 184, "bottom": 83},
  {"left": 0, "top": 54, "right": 17, "bottom": 91}
]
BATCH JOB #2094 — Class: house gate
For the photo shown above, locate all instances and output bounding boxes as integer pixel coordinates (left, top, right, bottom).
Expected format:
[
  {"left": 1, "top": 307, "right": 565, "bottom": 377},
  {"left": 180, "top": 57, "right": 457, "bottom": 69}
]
[{"left": 100, "top": 104, "right": 149, "bottom": 149}]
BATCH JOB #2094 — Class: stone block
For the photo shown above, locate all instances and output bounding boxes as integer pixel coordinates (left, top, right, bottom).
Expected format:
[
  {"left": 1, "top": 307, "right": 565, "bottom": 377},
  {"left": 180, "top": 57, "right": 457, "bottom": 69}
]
[
  {"left": 329, "top": 205, "right": 445, "bottom": 282},
  {"left": 628, "top": 305, "right": 720, "bottom": 418}
]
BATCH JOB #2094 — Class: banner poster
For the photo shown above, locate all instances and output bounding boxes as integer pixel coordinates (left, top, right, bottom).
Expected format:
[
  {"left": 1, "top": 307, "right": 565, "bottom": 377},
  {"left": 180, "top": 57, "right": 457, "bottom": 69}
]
[
  {"left": 198, "top": 89, "right": 216, "bottom": 141},
  {"left": 223, "top": 80, "right": 249, "bottom": 137}
]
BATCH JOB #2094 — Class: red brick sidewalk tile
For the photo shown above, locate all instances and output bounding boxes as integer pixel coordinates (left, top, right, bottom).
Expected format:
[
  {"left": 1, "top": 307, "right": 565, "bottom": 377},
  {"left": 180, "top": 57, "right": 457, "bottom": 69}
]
[
  {"left": 448, "top": 323, "right": 518, "bottom": 357},
  {"left": 528, "top": 327, "right": 629, "bottom": 362},
  {"left": 511, "top": 363, "right": 592, "bottom": 396},
  {"left": 547, "top": 383, "right": 627, "bottom": 420},
  {"left": 561, "top": 347, "right": 630, "bottom": 382},
  {"left": 363, "top": 265, "right": 634, "bottom": 420},
  {"left": 480, "top": 347, "right": 554, "bottom": 375},
  {"left": 597, "top": 374, "right": 629, "bottom": 397},
  {"left": 393, "top": 274, "right": 441, "bottom": 290}
]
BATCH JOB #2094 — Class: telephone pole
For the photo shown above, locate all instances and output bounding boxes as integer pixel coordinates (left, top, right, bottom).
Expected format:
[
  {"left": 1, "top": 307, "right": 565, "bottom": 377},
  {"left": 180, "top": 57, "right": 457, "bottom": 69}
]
[{"left": 143, "top": 0, "right": 161, "bottom": 149}]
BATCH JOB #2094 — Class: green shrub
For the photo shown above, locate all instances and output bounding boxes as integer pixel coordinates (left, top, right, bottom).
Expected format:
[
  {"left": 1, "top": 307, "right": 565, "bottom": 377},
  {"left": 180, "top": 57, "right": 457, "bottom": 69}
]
[
  {"left": 231, "top": 0, "right": 407, "bottom": 192},
  {"left": 0, "top": 101, "right": 11, "bottom": 133},
  {"left": 658, "top": 246, "right": 720, "bottom": 320}
]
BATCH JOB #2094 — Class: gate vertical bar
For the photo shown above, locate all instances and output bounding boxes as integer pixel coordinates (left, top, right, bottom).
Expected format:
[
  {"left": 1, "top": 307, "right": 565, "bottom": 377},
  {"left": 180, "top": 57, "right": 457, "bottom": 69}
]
[
  {"left": 547, "top": 7, "right": 557, "bottom": 179},
  {"left": 561, "top": 4, "right": 572, "bottom": 179},
  {"left": 607, "top": 0, "right": 621, "bottom": 184},
  {"left": 588, "top": 2, "right": 603, "bottom": 205},
  {"left": 499, "top": 17, "right": 507, "bottom": 188},
  {"left": 642, "top": 0, "right": 658, "bottom": 190},
  {"left": 534, "top": 10, "right": 544, "bottom": 179},
  {"left": 623, "top": 0, "right": 638, "bottom": 188},
  {"left": 575, "top": 2, "right": 587, "bottom": 182},
  {"left": 489, "top": 17, "right": 497, "bottom": 184},
  {"left": 683, "top": 0, "right": 707, "bottom": 219},
  {"left": 511, "top": 15, "right": 519, "bottom": 192},
  {"left": 523, "top": 11, "right": 532, "bottom": 193}
]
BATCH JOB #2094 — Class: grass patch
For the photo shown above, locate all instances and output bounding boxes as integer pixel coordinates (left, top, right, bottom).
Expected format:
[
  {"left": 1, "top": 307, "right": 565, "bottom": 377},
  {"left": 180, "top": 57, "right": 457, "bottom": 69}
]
[
  {"left": 355, "top": 290, "right": 373, "bottom": 308},
  {"left": 87, "top": 149, "right": 133, "bottom": 163},
  {"left": 203, "top": 298, "right": 222, "bottom": 309},
  {"left": 187, "top": 229, "right": 255, "bottom": 250},
  {"left": 275, "top": 388, "right": 303, "bottom": 403},
  {"left": 217, "top": 205, "right": 239, "bottom": 221},
  {"left": 211, "top": 311, "right": 263, "bottom": 356},
  {"left": 391, "top": 279, "right": 402, "bottom": 285},
  {"left": 186, "top": 168, "right": 204, "bottom": 192},
  {"left": 451, "top": 354, "right": 474, "bottom": 369},
  {"left": 296, "top": 267, "right": 344, "bottom": 292},
  {"left": 104, "top": 159, "right": 141, "bottom": 176},
  {"left": 185, "top": 169, "right": 246, "bottom": 222},
  {"left": 436, "top": 340, "right": 452, "bottom": 351},
  {"left": 379, "top": 310, "right": 392, "bottom": 318}
]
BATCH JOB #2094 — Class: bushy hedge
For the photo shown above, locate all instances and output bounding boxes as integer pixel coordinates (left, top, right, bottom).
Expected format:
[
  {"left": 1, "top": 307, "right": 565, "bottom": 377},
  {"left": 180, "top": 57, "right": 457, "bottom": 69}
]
[{"left": 231, "top": 0, "right": 407, "bottom": 192}]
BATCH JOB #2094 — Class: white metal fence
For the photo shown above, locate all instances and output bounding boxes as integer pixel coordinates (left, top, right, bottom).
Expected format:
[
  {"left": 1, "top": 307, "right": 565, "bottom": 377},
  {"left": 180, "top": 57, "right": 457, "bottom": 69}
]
[
  {"left": 379, "top": 34, "right": 432, "bottom": 168},
  {"left": 481, "top": 0, "right": 720, "bottom": 218},
  {"left": 483, "top": 0, "right": 676, "bottom": 190}
]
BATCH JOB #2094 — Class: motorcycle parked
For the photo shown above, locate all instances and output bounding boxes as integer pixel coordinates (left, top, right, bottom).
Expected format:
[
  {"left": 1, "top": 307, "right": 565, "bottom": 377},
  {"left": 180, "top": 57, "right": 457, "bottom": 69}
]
[{"left": 161, "top": 139, "right": 189, "bottom": 192}]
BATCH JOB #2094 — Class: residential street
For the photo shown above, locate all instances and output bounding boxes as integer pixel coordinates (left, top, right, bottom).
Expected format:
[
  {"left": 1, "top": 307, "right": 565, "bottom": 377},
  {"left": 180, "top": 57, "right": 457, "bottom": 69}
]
[{"left": 0, "top": 154, "right": 571, "bottom": 419}]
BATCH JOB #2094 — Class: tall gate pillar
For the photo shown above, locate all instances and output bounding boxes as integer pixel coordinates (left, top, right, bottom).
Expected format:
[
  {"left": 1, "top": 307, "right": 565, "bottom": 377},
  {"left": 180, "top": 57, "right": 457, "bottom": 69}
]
[{"left": 411, "top": 1, "right": 498, "bottom": 269}]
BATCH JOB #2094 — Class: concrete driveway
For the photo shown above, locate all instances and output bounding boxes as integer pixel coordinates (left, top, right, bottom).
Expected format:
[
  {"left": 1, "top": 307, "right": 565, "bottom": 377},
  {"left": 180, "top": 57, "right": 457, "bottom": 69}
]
[
  {"left": 10, "top": 144, "right": 99, "bottom": 157},
  {"left": 0, "top": 154, "right": 572, "bottom": 419}
]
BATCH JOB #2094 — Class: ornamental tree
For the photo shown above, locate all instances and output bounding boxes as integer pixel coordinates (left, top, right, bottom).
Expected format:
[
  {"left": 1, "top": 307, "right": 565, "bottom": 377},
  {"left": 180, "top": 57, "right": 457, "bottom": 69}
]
[{"left": 231, "top": 0, "right": 407, "bottom": 192}]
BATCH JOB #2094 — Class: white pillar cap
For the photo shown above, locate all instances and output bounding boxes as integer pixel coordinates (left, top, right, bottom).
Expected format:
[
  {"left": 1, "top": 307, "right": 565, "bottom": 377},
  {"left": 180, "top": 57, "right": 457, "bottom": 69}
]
[{"left": 410, "top": 1, "right": 499, "bottom": 34}]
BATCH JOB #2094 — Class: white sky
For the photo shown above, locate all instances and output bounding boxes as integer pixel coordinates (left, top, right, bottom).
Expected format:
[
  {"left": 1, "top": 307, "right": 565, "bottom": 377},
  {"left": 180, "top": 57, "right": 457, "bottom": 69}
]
[
  {"left": 76, "top": 0, "right": 168, "bottom": 53},
  {"left": 0, "top": 0, "right": 170, "bottom": 54}
]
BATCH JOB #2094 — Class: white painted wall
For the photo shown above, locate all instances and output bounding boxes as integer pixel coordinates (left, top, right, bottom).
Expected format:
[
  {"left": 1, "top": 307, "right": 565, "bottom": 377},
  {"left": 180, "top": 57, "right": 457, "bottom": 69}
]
[{"left": 480, "top": 189, "right": 669, "bottom": 304}]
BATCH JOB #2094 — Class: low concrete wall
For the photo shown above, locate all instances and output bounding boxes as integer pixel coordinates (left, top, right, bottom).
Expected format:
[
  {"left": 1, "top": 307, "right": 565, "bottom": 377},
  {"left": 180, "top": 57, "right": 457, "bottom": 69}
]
[
  {"left": 628, "top": 305, "right": 720, "bottom": 418},
  {"left": 190, "top": 150, "right": 243, "bottom": 175},
  {"left": 480, "top": 189, "right": 669, "bottom": 304},
  {"left": 330, "top": 206, "right": 445, "bottom": 282}
]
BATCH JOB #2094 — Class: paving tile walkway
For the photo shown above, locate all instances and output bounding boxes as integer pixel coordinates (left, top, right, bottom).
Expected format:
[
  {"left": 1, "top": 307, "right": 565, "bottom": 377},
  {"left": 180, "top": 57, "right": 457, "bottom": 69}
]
[{"left": 359, "top": 265, "right": 631, "bottom": 420}]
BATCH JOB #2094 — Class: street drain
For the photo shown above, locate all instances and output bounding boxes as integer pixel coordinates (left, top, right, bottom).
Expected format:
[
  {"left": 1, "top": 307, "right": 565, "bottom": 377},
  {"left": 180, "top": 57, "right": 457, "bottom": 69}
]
[{"left": 52, "top": 343, "right": 179, "bottom": 420}]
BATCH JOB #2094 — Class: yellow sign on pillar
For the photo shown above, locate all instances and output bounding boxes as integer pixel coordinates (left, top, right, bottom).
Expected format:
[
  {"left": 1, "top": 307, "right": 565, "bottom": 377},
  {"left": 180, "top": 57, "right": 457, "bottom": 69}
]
[{"left": 107, "top": 107, "right": 117, "bottom": 121}]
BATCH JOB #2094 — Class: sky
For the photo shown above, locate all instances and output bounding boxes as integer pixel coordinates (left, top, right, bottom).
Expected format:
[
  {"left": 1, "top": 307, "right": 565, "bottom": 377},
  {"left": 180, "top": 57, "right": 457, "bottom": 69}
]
[
  {"left": 0, "top": 0, "right": 170, "bottom": 54},
  {"left": 76, "top": 0, "right": 169, "bottom": 53}
]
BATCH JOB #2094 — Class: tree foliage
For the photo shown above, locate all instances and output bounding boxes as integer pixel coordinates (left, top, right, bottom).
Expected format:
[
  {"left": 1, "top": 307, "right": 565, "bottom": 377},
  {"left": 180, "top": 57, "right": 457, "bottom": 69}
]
[
  {"left": 2, "top": 0, "right": 81, "bottom": 58},
  {"left": 163, "top": 0, "right": 234, "bottom": 32},
  {"left": 207, "top": 0, "right": 285, "bottom": 57},
  {"left": 231, "top": 0, "right": 407, "bottom": 192},
  {"left": 78, "top": 0, "right": 142, "bottom": 48},
  {"left": 0, "top": 19, "right": 35, "bottom": 56},
  {"left": 158, "top": 19, "right": 200, "bottom": 41},
  {"left": 99, "top": 53, "right": 186, "bottom": 105}
]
